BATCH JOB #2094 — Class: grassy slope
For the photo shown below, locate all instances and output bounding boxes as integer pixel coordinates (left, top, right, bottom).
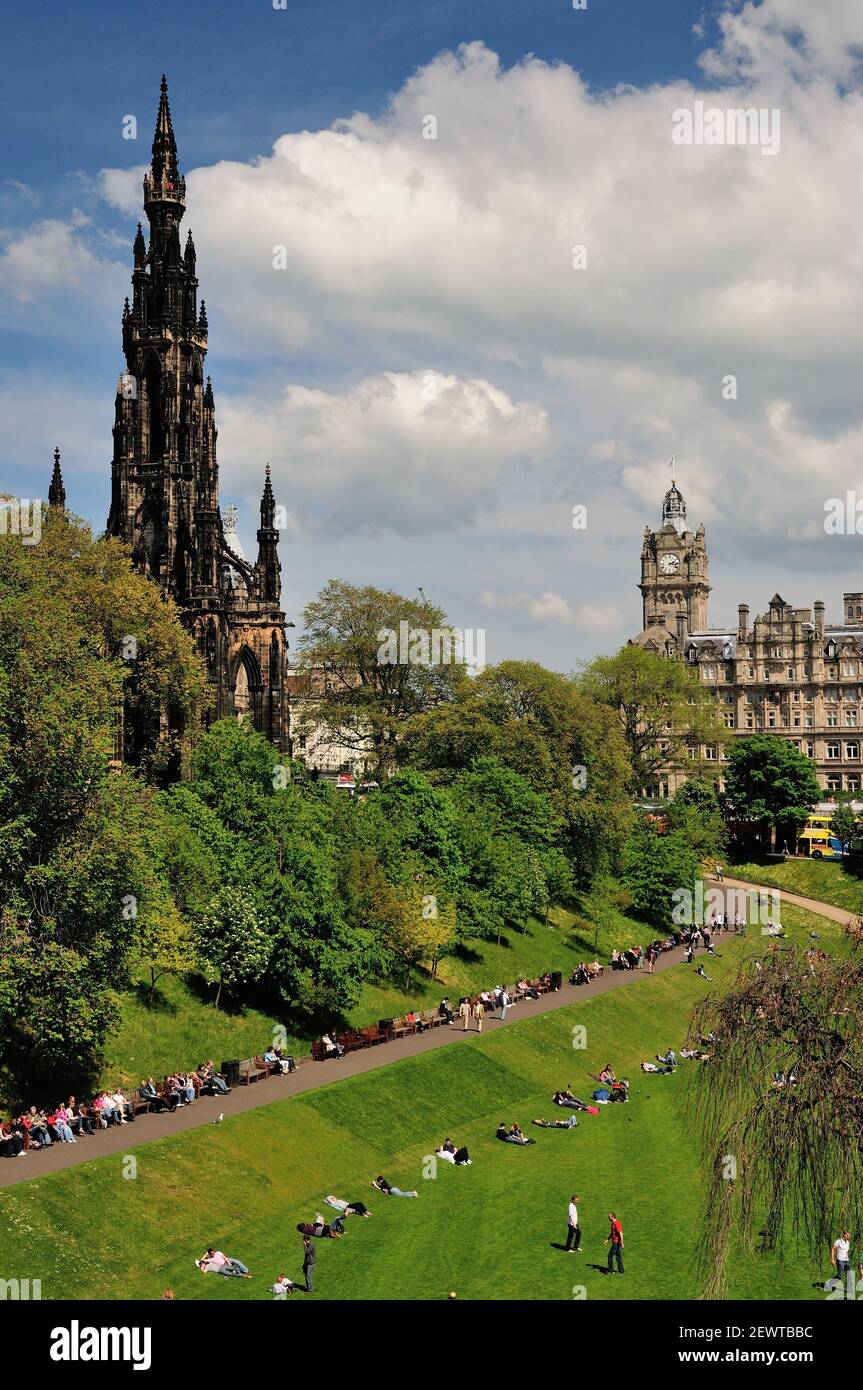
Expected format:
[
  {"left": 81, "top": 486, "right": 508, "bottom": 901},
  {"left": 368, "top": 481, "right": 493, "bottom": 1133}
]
[
  {"left": 730, "top": 858, "right": 863, "bottom": 914},
  {"left": 100, "top": 884, "right": 640, "bottom": 1089},
  {"left": 0, "top": 903, "right": 839, "bottom": 1302}
]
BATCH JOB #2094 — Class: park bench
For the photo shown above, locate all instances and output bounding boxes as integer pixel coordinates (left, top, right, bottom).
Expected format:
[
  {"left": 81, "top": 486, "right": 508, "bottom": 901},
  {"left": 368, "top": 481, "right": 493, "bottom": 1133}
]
[{"left": 238, "top": 1058, "right": 268, "bottom": 1085}]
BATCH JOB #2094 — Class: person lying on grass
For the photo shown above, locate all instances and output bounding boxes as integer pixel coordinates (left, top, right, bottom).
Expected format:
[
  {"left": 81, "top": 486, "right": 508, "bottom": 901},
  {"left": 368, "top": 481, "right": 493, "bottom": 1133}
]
[
  {"left": 296, "top": 1217, "right": 344, "bottom": 1239},
  {"left": 196, "top": 1248, "right": 252, "bottom": 1277},
  {"left": 325, "top": 1195, "right": 372, "bottom": 1216},
  {"left": 533, "top": 1115, "right": 578, "bottom": 1129},
  {"left": 495, "top": 1121, "right": 536, "bottom": 1145},
  {"left": 640, "top": 1061, "right": 674, "bottom": 1074},
  {"left": 373, "top": 1176, "right": 419, "bottom": 1196}
]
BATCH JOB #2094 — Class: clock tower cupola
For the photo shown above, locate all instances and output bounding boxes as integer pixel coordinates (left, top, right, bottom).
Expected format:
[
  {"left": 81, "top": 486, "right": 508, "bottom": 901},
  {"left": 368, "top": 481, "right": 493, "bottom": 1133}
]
[{"left": 637, "top": 473, "right": 710, "bottom": 648}]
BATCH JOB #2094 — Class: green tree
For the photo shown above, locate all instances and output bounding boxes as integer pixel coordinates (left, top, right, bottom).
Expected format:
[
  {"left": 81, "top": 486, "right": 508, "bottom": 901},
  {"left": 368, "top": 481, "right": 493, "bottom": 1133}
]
[
  {"left": 688, "top": 945, "right": 863, "bottom": 1297},
  {"left": 829, "top": 800, "right": 860, "bottom": 855},
  {"left": 666, "top": 777, "right": 726, "bottom": 864},
  {"left": 577, "top": 645, "right": 725, "bottom": 793},
  {"left": 621, "top": 818, "right": 700, "bottom": 924},
  {"left": 297, "top": 580, "right": 467, "bottom": 778},
  {"left": 724, "top": 735, "right": 821, "bottom": 845},
  {"left": 194, "top": 886, "right": 271, "bottom": 1007}
]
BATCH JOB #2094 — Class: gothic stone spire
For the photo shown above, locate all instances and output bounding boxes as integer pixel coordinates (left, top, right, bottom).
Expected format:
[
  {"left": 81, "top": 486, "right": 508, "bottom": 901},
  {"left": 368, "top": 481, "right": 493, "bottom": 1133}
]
[{"left": 48, "top": 446, "right": 66, "bottom": 510}]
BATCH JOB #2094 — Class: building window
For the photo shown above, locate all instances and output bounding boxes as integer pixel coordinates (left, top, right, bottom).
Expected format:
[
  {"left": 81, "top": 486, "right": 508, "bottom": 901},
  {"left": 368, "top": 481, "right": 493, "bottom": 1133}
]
[
  {"left": 827, "top": 711, "right": 839, "bottom": 727},
  {"left": 746, "top": 714, "right": 754, "bottom": 729},
  {"left": 847, "top": 709, "right": 858, "bottom": 725},
  {"left": 724, "top": 712, "right": 735, "bottom": 728},
  {"left": 846, "top": 742, "right": 859, "bottom": 760},
  {"left": 704, "top": 746, "right": 717, "bottom": 760},
  {"left": 848, "top": 776, "right": 860, "bottom": 793},
  {"left": 703, "top": 665, "right": 716, "bottom": 680},
  {"left": 827, "top": 775, "right": 842, "bottom": 792},
  {"left": 805, "top": 713, "right": 813, "bottom": 727},
  {"left": 805, "top": 740, "right": 815, "bottom": 758},
  {"left": 826, "top": 741, "right": 841, "bottom": 759}
]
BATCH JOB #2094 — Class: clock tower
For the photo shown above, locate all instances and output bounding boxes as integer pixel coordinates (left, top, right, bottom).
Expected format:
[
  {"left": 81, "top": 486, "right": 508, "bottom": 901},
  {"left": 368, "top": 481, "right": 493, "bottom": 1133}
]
[{"left": 636, "top": 478, "right": 710, "bottom": 650}]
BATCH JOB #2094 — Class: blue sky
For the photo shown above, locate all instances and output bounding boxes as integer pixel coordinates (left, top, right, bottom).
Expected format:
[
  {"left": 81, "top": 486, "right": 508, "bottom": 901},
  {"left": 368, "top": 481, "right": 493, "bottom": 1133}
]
[{"left": 2, "top": 0, "right": 862, "bottom": 665}]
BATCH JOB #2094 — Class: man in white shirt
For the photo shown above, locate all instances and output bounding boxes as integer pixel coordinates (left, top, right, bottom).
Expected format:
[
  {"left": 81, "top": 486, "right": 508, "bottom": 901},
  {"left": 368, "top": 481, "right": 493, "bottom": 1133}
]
[
  {"left": 565, "top": 1194, "right": 582, "bottom": 1252},
  {"left": 832, "top": 1232, "right": 852, "bottom": 1280}
]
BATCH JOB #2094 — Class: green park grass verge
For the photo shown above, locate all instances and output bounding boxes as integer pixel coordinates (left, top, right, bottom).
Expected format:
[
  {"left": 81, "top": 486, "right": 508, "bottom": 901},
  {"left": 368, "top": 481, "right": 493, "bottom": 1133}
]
[
  {"left": 100, "top": 881, "right": 642, "bottom": 1090},
  {"left": 730, "top": 858, "right": 863, "bottom": 915},
  {"left": 0, "top": 902, "right": 842, "bottom": 1302}
]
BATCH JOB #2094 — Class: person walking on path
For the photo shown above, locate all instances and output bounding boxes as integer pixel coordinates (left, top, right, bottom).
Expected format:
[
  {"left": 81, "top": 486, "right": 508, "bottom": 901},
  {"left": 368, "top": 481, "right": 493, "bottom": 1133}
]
[
  {"left": 715, "top": 863, "right": 723, "bottom": 882},
  {"left": 604, "top": 1212, "right": 624, "bottom": 1274},
  {"left": 831, "top": 1231, "right": 853, "bottom": 1285},
  {"left": 302, "top": 1234, "right": 316, "bottom": 1293},
  {"left": 458, "top": 998, "right": 471, "bottom": 1031},
  {"left": 473, "top": 999, "right": 484, "bottom": 1033},
  {"left": 565, "top": 1194, "right": 582, "bottom": 1252},
  {"left": 499, "top": 987, "right": 510, "bottom": 1022}
]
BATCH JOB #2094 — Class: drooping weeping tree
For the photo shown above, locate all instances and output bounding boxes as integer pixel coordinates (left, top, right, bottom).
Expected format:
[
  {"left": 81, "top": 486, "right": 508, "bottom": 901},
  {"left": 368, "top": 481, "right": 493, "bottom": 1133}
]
[{"left": 686, "top": 928, "right": 863, "bottom": 1298}]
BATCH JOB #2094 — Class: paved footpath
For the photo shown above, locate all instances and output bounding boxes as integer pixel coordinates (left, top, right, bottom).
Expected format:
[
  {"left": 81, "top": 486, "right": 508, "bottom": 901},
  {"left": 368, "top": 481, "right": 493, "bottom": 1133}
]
[
  {"left": 0, "top": 945, "right": 689, "bottom": 1190},
  {"left": 0, "top": 878, "right": 845, "bottom": 1190},
  {"left": 718, "top": 875, "right": 854, "bottom": 927}
]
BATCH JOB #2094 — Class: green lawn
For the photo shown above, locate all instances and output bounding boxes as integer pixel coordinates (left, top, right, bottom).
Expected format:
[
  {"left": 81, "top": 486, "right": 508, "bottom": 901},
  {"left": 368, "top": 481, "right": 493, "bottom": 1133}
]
[
  {"left": 100, "top": 881, "right": 643, "bottom": 1090},
  {"left": 730, "top": 858, "right": 863, "bottom": 915},
  {"left": 0, "top": 905, "right": 842, "bottom": 1302}
]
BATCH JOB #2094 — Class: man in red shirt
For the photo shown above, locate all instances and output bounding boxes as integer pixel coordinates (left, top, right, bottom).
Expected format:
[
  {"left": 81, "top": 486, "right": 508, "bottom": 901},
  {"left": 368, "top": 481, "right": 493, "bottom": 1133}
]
[{"left": 605, "top": 1211, "right": 625, "bottom": 1274}]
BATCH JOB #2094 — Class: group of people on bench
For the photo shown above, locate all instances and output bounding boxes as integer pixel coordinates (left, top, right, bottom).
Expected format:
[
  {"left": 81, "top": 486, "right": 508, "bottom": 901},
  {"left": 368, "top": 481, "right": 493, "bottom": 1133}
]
[{"left": 0, "top": 1091, "right": 135, "bottom": 1156}]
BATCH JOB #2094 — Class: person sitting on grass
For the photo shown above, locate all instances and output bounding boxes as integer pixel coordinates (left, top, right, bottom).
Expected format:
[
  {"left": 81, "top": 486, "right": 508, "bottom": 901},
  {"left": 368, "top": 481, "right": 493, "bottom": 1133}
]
[
  {"left": 656, "top": 1049, "right": 677, "bottom": 1067},
  {"left": 608, "top": 1079, "right": 630, "bottom": 1103},
  {"left": 436, "top": 1137, "right": 471, "bottom": 1165},
  {"left": 270, "top": 1274, "right": 294, "bottom": 1296},
  {"left": 533, "top": 1115, "right": 578, "bottom": 1129},
  {"left": 694, "top": 963, "right": 713, "bottom": 981},
  {"left": 372, "top": 1176, "right": 419, "bottom": 1197},
  {"left": 196, "top": 1248, "right": 252, "bottom": 1277},
  {"left": 552, "top": 1088, "right": 588, "bottom": 1110},
  {"left": 497, "top": 1122, "right": 535, "bottom": 1146}
]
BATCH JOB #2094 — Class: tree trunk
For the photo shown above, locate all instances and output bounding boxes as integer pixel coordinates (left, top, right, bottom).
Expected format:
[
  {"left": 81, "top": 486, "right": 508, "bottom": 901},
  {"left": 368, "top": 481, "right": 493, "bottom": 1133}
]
[{"left": 214, "top": 978, "right": 223, "bottom": 1008}]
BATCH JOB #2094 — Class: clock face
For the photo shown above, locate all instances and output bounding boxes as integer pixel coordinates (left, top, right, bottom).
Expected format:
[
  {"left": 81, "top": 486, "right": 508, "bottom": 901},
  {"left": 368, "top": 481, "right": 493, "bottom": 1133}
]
[{"left": 659, "top": 553, "right": 680, "bottom": 575}]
